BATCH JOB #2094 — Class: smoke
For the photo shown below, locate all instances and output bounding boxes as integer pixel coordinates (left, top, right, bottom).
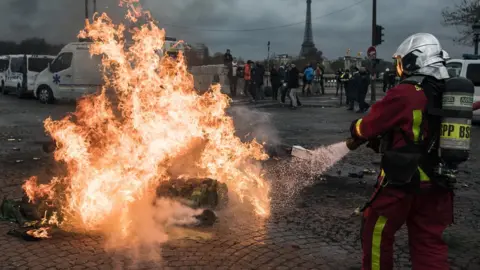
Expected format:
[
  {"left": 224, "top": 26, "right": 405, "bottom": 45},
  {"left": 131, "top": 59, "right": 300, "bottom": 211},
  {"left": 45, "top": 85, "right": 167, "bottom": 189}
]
[
  {"left": 270, "top": 142, "right": 350, "bottom": 208},
  {"left": 229, "top": 106, "right": 280, "bottom": 146},
  {"left": 103, "top": 195, "right": 205, "bottom": 262}
]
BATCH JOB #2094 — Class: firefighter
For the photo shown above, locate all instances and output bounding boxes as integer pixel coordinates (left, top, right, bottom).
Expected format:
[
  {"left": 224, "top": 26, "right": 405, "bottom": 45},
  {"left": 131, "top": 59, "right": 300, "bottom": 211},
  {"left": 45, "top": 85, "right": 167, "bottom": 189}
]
[{"left": 347, "top": 33, "right": 453, "bottom": 269}]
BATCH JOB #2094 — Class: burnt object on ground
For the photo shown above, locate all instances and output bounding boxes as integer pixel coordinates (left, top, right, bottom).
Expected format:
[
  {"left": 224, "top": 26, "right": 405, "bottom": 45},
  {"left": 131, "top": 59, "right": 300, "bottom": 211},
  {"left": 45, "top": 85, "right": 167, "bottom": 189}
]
[
  {"left": 7, "top": 229, "right": 42, "bottom": 241},
  {"left": 194, "top": 209, "right": 217, "bottom": 226},
  {"left": 0, "top": 196, "right": 56, "bottom": 226},
  {"left": 156, "top": 178, "right": 228, "bottom": 209},
  {"left": 1, "top": 196, "right": 59, "bottom": 241}
]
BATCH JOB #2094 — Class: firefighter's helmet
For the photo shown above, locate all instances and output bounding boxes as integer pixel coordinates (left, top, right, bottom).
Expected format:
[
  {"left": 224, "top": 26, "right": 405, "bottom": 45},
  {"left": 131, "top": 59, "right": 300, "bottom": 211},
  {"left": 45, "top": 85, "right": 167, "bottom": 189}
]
[{"left": 393, "top": 33, "right": 449, "bottom": 80}]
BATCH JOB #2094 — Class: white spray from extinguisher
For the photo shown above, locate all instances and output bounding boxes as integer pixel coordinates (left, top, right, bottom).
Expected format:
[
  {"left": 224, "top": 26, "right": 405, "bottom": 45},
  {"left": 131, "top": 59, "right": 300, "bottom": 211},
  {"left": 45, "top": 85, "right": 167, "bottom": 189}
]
[
  {"left": 272, "top": 142, "right": 350, "bottom": 208},
  {"left": 291, "top": 142, "right": 350, "bottom": 175}
]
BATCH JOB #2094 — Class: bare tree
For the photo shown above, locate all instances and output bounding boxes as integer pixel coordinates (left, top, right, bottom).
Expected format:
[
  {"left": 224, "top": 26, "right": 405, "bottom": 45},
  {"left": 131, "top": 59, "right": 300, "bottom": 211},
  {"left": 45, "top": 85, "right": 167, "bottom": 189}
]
[{"left": 442, "top": 0, "right": 480, "bottom": 45}]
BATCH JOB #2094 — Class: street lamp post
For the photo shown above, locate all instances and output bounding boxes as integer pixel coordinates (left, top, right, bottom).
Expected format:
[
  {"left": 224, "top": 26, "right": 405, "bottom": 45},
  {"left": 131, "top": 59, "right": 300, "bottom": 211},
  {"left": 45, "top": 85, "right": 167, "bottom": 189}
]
[
  {"left": 473, "top": 22, "right": 480, "bottom": 55},
  {"left": 266, "top": 41, "right": 270, "bottom": 87},
  {"left": 85, "top": 0, "right": 89, "bottom": 20}
]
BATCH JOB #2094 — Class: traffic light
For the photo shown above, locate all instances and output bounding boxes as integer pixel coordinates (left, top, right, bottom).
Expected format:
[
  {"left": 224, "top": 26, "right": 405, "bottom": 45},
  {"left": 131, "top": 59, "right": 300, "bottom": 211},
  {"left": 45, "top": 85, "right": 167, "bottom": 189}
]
[{"left": 374, "top": 25, "right": 384, "bottom": 46}]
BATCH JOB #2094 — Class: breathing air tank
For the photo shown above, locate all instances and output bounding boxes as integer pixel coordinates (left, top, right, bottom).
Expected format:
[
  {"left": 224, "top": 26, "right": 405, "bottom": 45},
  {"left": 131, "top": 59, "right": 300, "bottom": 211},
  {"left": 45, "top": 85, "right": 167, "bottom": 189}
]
[{"left": 439, "top": 77, "right": 474, "bottom": 167}]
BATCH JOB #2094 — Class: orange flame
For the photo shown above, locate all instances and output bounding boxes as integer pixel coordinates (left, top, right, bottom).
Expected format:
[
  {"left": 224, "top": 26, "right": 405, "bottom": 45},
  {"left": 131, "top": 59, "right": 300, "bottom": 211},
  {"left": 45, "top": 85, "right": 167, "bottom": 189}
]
[
  {"left": 23, "top": 0, "right": 270, "bottom": 243},
  {"left": 22, "top": 176, "right": 57, "bottom": 203},
  {"left": 26, "top": 227, "right": 51, "bottom": 239}
]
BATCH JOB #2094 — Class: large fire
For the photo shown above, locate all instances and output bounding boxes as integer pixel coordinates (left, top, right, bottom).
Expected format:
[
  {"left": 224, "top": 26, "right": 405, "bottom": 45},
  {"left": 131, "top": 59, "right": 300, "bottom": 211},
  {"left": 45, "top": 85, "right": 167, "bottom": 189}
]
[{"left": 22, "top": 0, "right": 270, "bottom": 243}]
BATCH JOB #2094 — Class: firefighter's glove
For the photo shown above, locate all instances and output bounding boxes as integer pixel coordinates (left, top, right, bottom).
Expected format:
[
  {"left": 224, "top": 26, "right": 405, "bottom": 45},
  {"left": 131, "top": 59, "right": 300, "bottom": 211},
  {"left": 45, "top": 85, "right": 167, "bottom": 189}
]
[
  {"left": 366, "top": 138, "right": 381, "bottom": 153},
  {"left": 346, "top": 137, "right": 366, "bottom": 151},
  {"left": 349, "top": 119, "right": 362, "bottom": 139}
]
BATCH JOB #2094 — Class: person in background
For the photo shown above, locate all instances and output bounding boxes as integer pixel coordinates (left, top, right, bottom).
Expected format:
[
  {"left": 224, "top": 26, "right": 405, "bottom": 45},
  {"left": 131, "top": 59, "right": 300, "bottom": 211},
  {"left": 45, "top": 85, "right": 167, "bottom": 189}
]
[
  {"left": 224, "top": 49, "right": 233, "bottom": 65},
  {"left": 236, "top": 63, "right": 245, "bottom": 95},
  {"left": 382, "top": 68, "right": 390, "bottom": 92},
  {"left": 336, "top": 68, "right": 344, "bottom": 96},
  {"left": 278, "top": 65, "right": 286, "bottom": 84},
  {"left": 301, "top": 64, "right": 308, "bottom": 95},
  {"left": 244, "top": 60, "right": 253, "bottom": 101},
  {"left": 347, "top": 67, "right": 361, "bottom": 111},
  {"left": 281, "top": 64, "right": 290, "bottom": 104},
  {"left": 287, "top": 63, "right": 302, "bottom": 109},
  {"left": 341, "top": 69, "right": 351, "bottom": 105},
  {"left": 224, "top": 49, "right": 233, "bottom": 88},
  {"left": 357, "top": 67, "right": 371, "bottom": 113},
  {"left": 270, "top": 65, "right": 282, "bottom": 101},
  {"left": 255, "top": 61, "right": 265, "bottom": 100},
  {"left": 314, "top": 63, "right": 325, "bottom": 95},
  {"left": 249, "top": 61, "right": 258, "bottom": 101},
  {"left": 229, "top": 59, "right": 238, "bottom": 97},
  {"left": 388, "top": 68, "right": 396, "bottom": 89},
  {"left": 303, "top": 64, "right": 314, "bottom": 96}
]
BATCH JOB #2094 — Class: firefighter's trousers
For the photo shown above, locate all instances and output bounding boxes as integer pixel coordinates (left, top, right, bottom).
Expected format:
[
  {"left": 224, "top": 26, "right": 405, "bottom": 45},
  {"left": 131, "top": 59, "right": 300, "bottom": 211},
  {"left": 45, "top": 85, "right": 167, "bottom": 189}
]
[{"left": 361, "top": 186, "right": 453, "bottom": 270}]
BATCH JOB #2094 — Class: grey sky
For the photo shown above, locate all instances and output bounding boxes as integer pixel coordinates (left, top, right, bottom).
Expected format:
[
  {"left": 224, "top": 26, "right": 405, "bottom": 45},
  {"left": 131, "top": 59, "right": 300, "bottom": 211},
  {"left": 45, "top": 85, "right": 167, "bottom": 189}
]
[{"left": 0, "top": 0, "right": 473, "bottom": 60}]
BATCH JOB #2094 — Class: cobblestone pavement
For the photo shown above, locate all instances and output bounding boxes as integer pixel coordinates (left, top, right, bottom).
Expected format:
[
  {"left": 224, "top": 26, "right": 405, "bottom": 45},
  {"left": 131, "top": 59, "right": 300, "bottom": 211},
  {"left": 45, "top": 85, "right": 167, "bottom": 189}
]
[{"left": 0, "top": 93, "right": 479, "bottom": 269}]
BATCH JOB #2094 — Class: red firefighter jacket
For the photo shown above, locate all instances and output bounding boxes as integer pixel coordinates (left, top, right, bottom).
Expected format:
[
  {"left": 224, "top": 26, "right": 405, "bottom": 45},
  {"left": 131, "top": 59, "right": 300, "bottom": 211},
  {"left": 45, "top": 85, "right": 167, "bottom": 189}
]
[{"left": 352, "top": 82, "right": 431, "bottom": 182}]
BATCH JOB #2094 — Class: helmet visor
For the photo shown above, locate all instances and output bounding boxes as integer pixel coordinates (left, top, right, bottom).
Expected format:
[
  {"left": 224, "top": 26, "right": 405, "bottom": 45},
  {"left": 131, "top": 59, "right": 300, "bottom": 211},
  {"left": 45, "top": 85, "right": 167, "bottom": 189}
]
[{"left": 393, "top": 55, "right": 403, "bottom": 77}]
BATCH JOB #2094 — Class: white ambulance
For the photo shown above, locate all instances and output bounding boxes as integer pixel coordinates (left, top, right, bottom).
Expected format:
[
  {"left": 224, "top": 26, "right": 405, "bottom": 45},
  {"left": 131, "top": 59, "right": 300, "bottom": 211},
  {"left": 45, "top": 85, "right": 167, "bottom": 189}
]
[
  {"left": 1, "top": 54, "right": 55, "bottom": 98},
  {"left": 446, "top": 54, "right": 480, "bottom": 122},
  {"left": 33, "top": 42, "right": 103, "bottom": 103},
  {"left": 34, "top": 37, "right": 185, "bottom": 104}
]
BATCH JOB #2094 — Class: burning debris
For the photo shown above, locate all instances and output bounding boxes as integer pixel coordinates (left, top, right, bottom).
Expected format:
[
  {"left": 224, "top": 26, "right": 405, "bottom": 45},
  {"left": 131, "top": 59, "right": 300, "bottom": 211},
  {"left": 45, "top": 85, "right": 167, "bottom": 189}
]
[
  {"left": 156, "top": 178, "right": 228, "bottom": 210},
  {"left": 2, "top": 176, "right": 225, "bottom": 241},
  {"left": 6, "top": 0, "right": 270, "bottom": 249},
  {"left": 1, "top": 194, "right": 60, "bottom": 240}
]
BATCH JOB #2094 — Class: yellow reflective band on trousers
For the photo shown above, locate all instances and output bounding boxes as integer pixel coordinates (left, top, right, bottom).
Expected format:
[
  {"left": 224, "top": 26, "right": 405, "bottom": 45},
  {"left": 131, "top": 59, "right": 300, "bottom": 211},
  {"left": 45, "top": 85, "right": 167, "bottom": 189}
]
[
  {"left": 412, "top": 110, "right": 422, "bottom": 142},
  {"left": 372, "top": 215, "right": 387, "bottom": 270},
  {"left": 418, "top": 167, "right": 430, "bottom": 182},
  {"left": 356, "top": 119, "right": 363, "bottom": 137}
]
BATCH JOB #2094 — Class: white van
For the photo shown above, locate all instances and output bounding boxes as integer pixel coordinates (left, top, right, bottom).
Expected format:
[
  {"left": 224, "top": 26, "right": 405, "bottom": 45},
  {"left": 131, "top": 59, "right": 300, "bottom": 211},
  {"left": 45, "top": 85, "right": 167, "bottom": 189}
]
[
  {"left": 446, "top": 54, "right": 480, "bottom": 122},
  {"left": 2, "top": 55, "right": 55, "bottom": 98},
  {"left": 34, "top": 42, "right": 102, "bottom": 104},
  {"left": 34, "top": 38, "right": 185, "bottom": 104}
]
